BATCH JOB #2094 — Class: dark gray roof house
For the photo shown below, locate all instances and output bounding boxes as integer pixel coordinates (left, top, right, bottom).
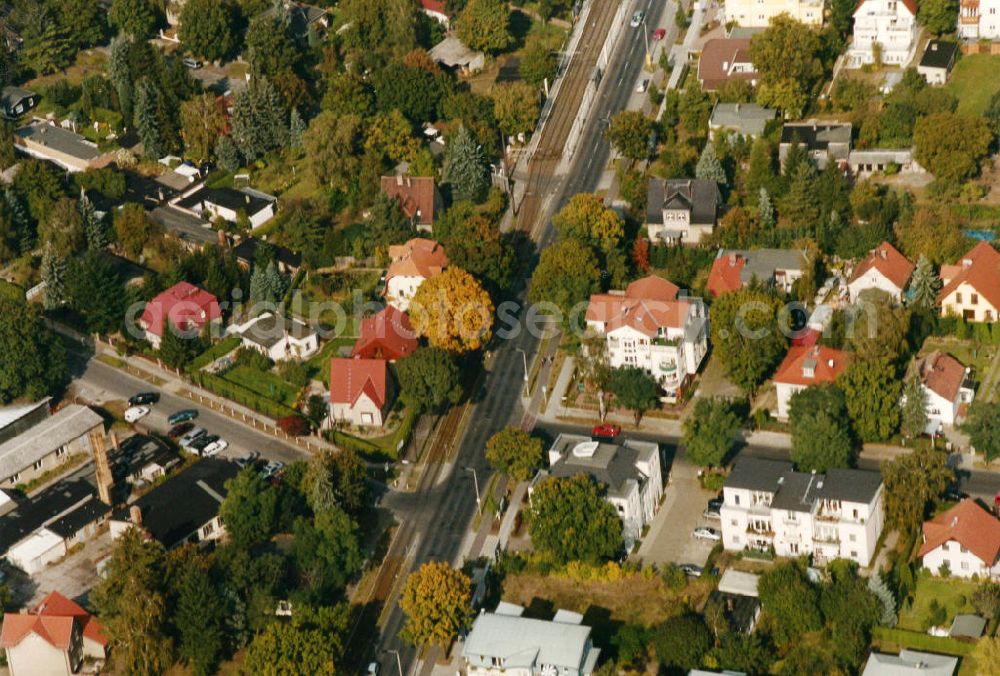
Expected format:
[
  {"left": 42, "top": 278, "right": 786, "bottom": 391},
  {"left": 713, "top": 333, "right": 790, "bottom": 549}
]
[
  {"left": 646, "top": 178, "right": 721, "bottom": 245},
  {"left": 0, "top": 86, "right": 36, "bottom": 119},
  {"left": 778, "top": 122, "right": 852, "bottom": 170},
  {"left": 232, "top": 237, "right": 302, "bottom": 274},
  {"left": 918, "top": 40, "right": 958, "bottom": 84}
]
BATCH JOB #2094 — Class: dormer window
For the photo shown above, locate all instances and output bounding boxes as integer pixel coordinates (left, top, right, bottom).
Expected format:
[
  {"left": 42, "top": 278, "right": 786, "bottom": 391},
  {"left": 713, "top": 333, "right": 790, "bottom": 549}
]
[{"left": 802, "top": 358, "right": 817, "bottom": 378}]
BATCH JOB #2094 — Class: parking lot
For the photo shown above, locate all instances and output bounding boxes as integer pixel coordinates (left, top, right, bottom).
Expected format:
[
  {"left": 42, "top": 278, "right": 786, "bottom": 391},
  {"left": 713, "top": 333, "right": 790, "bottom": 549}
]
[{"left": 636, "top": 457, "right": 721, "bottom": 569}]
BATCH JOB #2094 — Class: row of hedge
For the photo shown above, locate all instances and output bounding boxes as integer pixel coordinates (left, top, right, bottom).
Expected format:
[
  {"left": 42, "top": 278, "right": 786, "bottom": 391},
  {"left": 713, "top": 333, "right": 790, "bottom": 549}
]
[
  {"left": 872, "top": 627, "right": 975, "bottom": 656},
  {"left": 188, "top": 335, "right": 242, "bottom": 372},
  {"left": 190, "top": 370, "right": 298, "bottom": 420}
]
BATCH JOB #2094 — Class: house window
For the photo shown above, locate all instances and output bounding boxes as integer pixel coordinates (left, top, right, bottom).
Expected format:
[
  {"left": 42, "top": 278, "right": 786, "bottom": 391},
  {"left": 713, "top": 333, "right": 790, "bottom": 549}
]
[
  {"left": 849, "top": 534, "right": 856, "bottom": 542},
  {"left": 491, "top": 657, "right": 505, "bottom": 668},
  {"left": 988, "top": 311, "right": 995, "bottom": 321},
  {"left": 957, "top": 293, "right": 963, "bottom": 303},
  {"left": 33, "top": 460, "right": 42, "bottom": 471},
  {"left": 972, "top": 294, "right": 979, "bottom": 305},
  {"left": 961, "top": 545, "right": 968, "bottom": 554},
  {"left": 9, "top": 472, "right": 18, "bottom": 482},
  {"left": 851, "top": 551, "right": 858, "bottom": 558},
  {"left": 202, "top": 521, "right": 215, "bottom": 537},
  {"left": 790, "top": 543, "right": 799, "bottom": 553},
  {"left": 942, "top": 542, "right": 950, "bottom": 551},
  {"left": 731, "top": 519, "right": 738, "bottom": 526},
  {"left": 734, "top": 495, "right": 741, "bottom": 506},
  {"left": 56, "top": 446, "right": 67, "bottom": 458},
  {"left": 361, "top": 412, "right": 374, "bottom": 425},
  {"left": 733, "top": 535, "right": 740, "bottom": 543},
  {"left": 853, "top": 508, "right": 859, "bottom": 519},
  {"left": 962, "top": 561, "right": 970, "bottom": 570}
]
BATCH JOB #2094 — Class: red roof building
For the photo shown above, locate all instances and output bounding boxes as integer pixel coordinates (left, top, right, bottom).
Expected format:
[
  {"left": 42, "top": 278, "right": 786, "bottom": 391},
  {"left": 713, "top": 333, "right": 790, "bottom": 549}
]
[
  {"left": 938, "top": 241, "right": 1000, "bottom": 322},
  {"left": 847, "top": 241, "right": 915, "bottom": 302},
  {"left": 139, "top": 281, "right": 221, "bottom": 348},
  {"left": 385, "top": 238, "right": 449, "bottom": 311},
  {"left": 1, "top": 591, "right": 107, "bottom": 673},
  {"left": 707, "top": 252, "right": 746, "bottom": 297},
  {"left": 329, "top": 358, "right": 394, "bottom": 428},
  {"left": 919, "top": 499, "right": 1000, "bottom": 579},
  {"left": 697, "top": 38, "right": 758, "bottom": 91},
  {"left": 352, "top": 306, "right": 419, "bottom": 362},
  {"left": 380, "top": 176, "right": 441, "bottom": 231},
  {"left": 773, "top": 345, "right": 850, "bottom": 419}
]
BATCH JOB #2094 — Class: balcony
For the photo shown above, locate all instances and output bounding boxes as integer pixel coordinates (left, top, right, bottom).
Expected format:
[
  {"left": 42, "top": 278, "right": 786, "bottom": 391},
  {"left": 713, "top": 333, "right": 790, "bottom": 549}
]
[
  {"left": 813, "top": 533, "right": 840, "bottom": 545},
  {"left": 746, "top": 524, "right": 774, "bottom": 536},
  {"left": 652, "top": 336, "right": 680, "bottom": 347}
]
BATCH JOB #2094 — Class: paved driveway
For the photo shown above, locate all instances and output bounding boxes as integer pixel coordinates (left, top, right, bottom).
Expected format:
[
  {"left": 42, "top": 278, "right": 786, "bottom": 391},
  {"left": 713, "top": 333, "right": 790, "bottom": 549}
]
[{"left": 636, "top": 457, "right": 720, "bottom": 568}]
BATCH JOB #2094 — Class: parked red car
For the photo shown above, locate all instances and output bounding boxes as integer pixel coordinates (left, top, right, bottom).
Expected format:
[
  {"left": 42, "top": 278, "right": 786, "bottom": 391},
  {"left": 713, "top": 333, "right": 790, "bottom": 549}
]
[
  {"left": 652, "top": 28, "right": 666, "bottom": 41},
  {"left": 591, "top": 424, "right": 621, "bottom": 440}
]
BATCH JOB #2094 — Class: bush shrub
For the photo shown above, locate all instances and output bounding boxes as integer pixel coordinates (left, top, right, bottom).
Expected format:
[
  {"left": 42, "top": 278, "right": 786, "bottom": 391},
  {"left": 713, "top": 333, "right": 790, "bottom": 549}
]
[
  {"left": 277, "top": 414, "right": 309, "bottom": 436},
  {"left": 233, "top": 346, "right": 273, "bottom": 372},
  {"left": 661, "top": 563, "right": 688, "bottom": 590},
  {"left": 278, "top": 359, "right": 311, "bottom": 387}
]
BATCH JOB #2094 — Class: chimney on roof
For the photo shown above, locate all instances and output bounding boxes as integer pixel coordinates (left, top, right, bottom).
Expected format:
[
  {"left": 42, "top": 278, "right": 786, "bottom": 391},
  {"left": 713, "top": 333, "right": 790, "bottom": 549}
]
[
  {"left": 932, "top": 42, "right": 938, "bottom": 50},
  {"left": 735, "top": 103, "right": 740, "bottom": 113},
  {"left": 828, "top": 359, "right": 834, "bottom": 368},
  {"left": 728, "top": 252, "right": 737, "bottom": 266},
  {"left": 89, "top": 429, "right": 113, "bottom": 507},
  {"left": 245, "top": 194, "right": 250, "bottom": 204},
  {"left": 130, "top": 504, "right": 143, "bottom": 526},
  {"left": 951, "top": 516, "right": 959, "bottom": 528},
  {"left": 396, "top": 175, "right": 403, "bottom": 186},
  {"left": 880, "top": 248, "right": 887, "bottom": 260}
]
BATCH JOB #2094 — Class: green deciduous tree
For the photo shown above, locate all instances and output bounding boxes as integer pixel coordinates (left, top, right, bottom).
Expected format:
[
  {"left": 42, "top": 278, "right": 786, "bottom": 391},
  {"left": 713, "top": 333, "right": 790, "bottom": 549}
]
[
  {"left": 291, "top": 506, "right": 363, "bottom": 601},
  {"left": 485, "top": 427, "right": 544, "bottom": 480},
  {"left": 552, "top": 193, "right": 624, "bottom": 252},
  {"left": 528, "top": 238, "right": 600, "bottom": 324},
  {"left": 444, "top": 124, "right": 489, "bottom": 203},
  {"left": 914, "top": 113, "right": 993, "bottom": 185},
  {"left": 788, "top": 384, "right": 855, "bottom": 471},
  {"left": 399, "top": 561, "right": 473, "bottom": 648},
  {"left": 608, "top": 366, "right": 659, "bottom": 425},
  {"left": 219, "top": 469, "right": 279, "bottom": 549},
  {"left": 180, "top": 94, "right": 229, "bottom": 164},
  {"left": 758, "top": 560, "right": 822, "bottom": 645},
  {"left": 114, "top": 203, "right": 155, "bottom": 260},
  {"left": 683, "top": 397, "right": 742, "bottom": 467},
  {"left": 174, "top": 562, "right": 225, "bottom": 676},
  {"left": 243, "top": 607, "right": 348, "bottom": 675},
  {"left": 438, "top": 209, "right": 516, "bottom": 291},
  {"left": 56, "top": 0, "right": 106, "bottom": 49},
  {"left": 396, "top": 346, "right": 463, "bottom": 413},
  {"left": 38, "top": 197, "right": 85, "bottom": 258},
  {"left": 109, "top": 0, "right": 158, "bottom": 39},
  {"left": 900, "top": 372, "right": 929, "bottom": 440},
  {"left": 606, "top": 110, "right": 654, "bottom": 161},
  {"left": 179, "top": 0, "right": 239, "bottom": 61},
  {"left": 750, "top": 16, "right": 824, "bottom": 117},
  {"left": 455, "top": 0, "right": 512, "bottom": 54},
  {"left": 65, "top": 251, "right": 126, "bottom": 334},
  {"left": 962, "top": 401, "right": 1000, "bottom": 464},
  {"left": 302, "top": 111, "right": 361, "bottom": 192},
  {"left": 918, "top": 0, "right": 959, "bottom": 34},
  {"left": 709, "top": 287, "right": 788, "bottom": 395},
  {"left": 492, "top": 81, "right": 539, "bottom": 138},
  {"left": 838, "top": 357, "right": 902, "bottom": 442},
  {"left": 527, "top": 474, "right": 623, "bottom": 563},
  {"left": 652, "top": 614, "right": 712, "bottom": 672},
  {"left": 520, "top": 38, "right": 556, "bottom": 87},
  {"left": 847, "top": 289, "right": 910, "bottom": 362},
  {"left": 882, "top": 446, "right": 952, "bottom": 536}
]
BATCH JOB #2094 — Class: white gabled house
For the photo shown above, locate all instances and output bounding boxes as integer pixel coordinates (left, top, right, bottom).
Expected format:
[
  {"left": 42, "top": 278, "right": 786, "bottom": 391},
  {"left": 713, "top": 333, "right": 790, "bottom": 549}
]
[
  {"left": 920, "top": 499, "right": 1000, "bottom": 580},
  {"left": 585, "top": 276, "right": 709, "bottom": 401},
  {"left": 909, "top": 351, "right": 975, "bottom": 429},
  {"left": 847, "top": 0, "right": 919, "bottom": 68},
  {"left": 720, "top": 458, "right": 885, "bottom": 566},
  {"left": 847, "top": 241, "right": 915, "bottom": 303},
  {"left": 772, "top": 345, "right": 851, "bottom": 421}
]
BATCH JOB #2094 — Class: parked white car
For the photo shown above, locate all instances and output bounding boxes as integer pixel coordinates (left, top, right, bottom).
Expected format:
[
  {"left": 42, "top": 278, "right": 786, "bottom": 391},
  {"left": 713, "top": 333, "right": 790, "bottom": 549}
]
[
  {"left": 693, "top": 527, "right": 721, "bottom": 541},
  {"left": 202, "top": 439, "right": 229, "bottom": 457},
  {"left": 124, "top": 406, "right": 149, "bottom": 423}
]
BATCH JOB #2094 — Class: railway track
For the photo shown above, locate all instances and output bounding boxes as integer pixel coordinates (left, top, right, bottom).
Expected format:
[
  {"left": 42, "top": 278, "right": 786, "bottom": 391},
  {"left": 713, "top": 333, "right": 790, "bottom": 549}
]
[{"left": 514, "top": 0, "right": 621, "bottom": 236}]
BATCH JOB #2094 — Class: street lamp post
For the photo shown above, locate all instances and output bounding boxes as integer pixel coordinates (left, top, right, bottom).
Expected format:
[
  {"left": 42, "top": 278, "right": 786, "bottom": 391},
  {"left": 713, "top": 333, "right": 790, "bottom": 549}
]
[
  {"left": 515, "top": 348, "right": 530, "bottom": 397},
  {"left": 383, "top": 649, "right": 403, "bottom": 676},
  {"left": 464, "top": 466, "right": 481, "bottom": 508}
]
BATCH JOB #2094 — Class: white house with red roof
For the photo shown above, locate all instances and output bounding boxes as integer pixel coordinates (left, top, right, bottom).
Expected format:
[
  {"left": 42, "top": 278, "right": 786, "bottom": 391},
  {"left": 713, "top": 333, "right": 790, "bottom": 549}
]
[
  {"left": 0, "top": 590, "right": 107, "bottom": 675},
  {"left": 385, "top": 238, "right": 448, "bottom": 312},
  {"left": 848, "top": 0, "right": 919, "bottom": 68},
  {"left": 938, "top": 242, "right": 1000, "bottom": 322},
  {"left": 920, "top": 499, "right": 1000, "bottom": 579},
  {"left": 585, "top": 276, "right": 709, "bottom": 399},
  {"left": 847, "top": 242, "right": 915, "bottom": 303},
  {"left": 910, "top": 351, "right": 974, "bottom": 429},
  {"left": 379, "top": 175, "right": 442, "bottom": 232},
  {"left": 706, "top": 249, "right": 807, "bottom": 298},
  {"left": 352, "top": 306, "right": 418, "bottom": 362},
  {"left": 419, "top": 0, "right": 450, "bottom": 25},
  {"left": 328, "top": 358, "right": 394, "bottom": 428},
  {"left": 138, "top": 281, "right": 222, "bottom": 349},
  {"left": 773, "top": 345, "right": 851, "bottom": 420}
]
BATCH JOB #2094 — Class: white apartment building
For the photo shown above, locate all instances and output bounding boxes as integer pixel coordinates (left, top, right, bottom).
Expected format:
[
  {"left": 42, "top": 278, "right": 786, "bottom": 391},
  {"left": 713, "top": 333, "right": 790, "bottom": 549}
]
[
  {"left": 535, "top": 434, "right": 662, "bottom": 547},
  {"left": 723, "top": 0, "right": 824, "bottom": 27},
  {"left": 720, "top": 458, "right": 885, "bottom": 566},
  {"left": 847, "top": 0, "right": 918, "bottom": 68},
  {"left": 586, "top": 276, "right": 709, "bottom": 401},
  {"left": 959, "top": 0, "right": 1000, "bottom": 39}
]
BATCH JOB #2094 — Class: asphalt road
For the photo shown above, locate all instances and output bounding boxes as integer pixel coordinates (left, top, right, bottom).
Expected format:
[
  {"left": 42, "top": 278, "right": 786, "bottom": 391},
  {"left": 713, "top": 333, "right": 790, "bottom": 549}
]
[{"left": 66, "top": 348, "right": 308, "bottom": 465}]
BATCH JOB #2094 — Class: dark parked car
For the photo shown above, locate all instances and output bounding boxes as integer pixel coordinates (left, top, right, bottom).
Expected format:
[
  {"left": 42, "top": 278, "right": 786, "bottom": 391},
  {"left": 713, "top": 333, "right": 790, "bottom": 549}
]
[
  {"left": 190, "top": 434, "right": 219, "bottom": 454},
  {"left": 168, "top": 409, "right": 199, "bottom": 425},
  {"left": 167, "top": 422, "right": 194, "bottom": 439},
  {"left": 129, "top": 392, "right": 160, "bottom": 406}
]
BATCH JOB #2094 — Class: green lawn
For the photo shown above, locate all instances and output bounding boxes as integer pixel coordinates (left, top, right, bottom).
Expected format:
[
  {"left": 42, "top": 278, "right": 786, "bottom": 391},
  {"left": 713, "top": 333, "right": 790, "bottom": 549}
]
[
  {"left": 308, "top": 336, "right": 360, "bottom": 385},
  {"left": 946, "top": 54, "right": 1000, "bottom": 115},
  {"left": 898, "top": 575, "right": 979, "bottom": 632},
  {"left": 220, "top": 366, "right": 301, "bottom": 408}
]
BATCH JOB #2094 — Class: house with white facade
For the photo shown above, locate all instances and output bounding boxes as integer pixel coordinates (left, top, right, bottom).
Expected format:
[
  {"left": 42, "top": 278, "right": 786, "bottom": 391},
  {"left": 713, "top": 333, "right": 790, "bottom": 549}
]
[
  {"left": 585, "top": 276, "right": 709, "bottom": 401},
  {"left": 847, "top": 0, "right": 918, "bottom": 68},
  {"left": 919, "top": 499, "right": 1000, "bottom": 580},
  {"left": 463, "top": 605, "right": 600, "bottom": 676},
  {"left": 238, "top": 312, "right": 319, "bottom": 362},
  {"left": 707, "top": 248, "right": 808, "bottom": 297},
  {"left": 723, "top": 0, "right": 823, "bottom": 27},
  {"left": 862, "top": 650, "right": 958, "bottom": 676},
  {"left": 328, "top": 358, "right": 394, "bottom": 428},
  {"left": 847, "top": 241, "right": 914, "bottom": 303},
  {"left": 720, "top": 457, "right": 885, "bottom": 566},
  {"left": 0, "top": 401, "right": 104, "bottom": 489},
  {"left": 773, "top": 345, "right": 851, "bottom": 420},
  {"left": 918, "top": 40, "right": 959, "bottom": 84},
  {"left": 938, "top": 242, "right": 1000, "bottom": 322},
  {"left": 384, "top": 238, "right": 448, "bottom": 312},
  {"left": 959, "top": 0, "right": 1000, "bottom": 39},
  {"left": 1, "top": 591, "right": 107, "bottom": 676},
  {"left": 645, "top": 179, "right": 722, "bottom": 245},
  {"left": 909, "top": 351, "right": 974, "bottom": 430},
  {"left": 535, "top": 434, "right": 662, "bottom": 547},
  {"left": 173, "top": 185, "right": 276, "bottom": 229}
]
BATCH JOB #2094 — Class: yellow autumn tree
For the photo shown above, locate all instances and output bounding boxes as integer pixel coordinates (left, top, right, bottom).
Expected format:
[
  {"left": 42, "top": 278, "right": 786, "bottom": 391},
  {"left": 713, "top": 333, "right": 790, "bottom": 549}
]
[
  {"left": 399, "top": 561, "right": 473, "bottom": 648},
  {"left": 410, "top": 267, "right": 494, "bottom": 353},
  {"left": 551, "top": 193, "right": 624, "bottom": 252}
]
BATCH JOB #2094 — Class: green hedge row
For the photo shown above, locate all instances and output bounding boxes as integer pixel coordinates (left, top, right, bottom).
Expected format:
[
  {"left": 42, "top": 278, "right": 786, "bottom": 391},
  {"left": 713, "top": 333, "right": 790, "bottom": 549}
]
[
  {"left": 872, "top": 627, "right": 974, "bottom": 656},
  {"left": 188, "top": 335, "right": 242, "bottom": 372},
  {"left": 191, "top": 370, "right": 297, "bottom": 420}
]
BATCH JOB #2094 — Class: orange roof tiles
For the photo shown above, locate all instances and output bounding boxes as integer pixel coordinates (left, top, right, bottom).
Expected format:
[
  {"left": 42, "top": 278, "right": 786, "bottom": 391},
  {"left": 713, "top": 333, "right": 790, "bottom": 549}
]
[
  {"left": 918, "top": 351, "right": 968, "bottom": 402},
  {"left": 1, "top": 590, "right": 106, "bottom": 651},
  {"left": 379, "top": 176, "right": 438, "bottom": 227},
  {"left": 849, "top": 242, "right": 915, "bottom": 290},
  {"left": 919, "top": 499, "right": 1000, "bottom": 565},
  {"left": 772, "top": 345, "right": 850, "bottom": 387},
  {"left": 352, "top": 307, "right": 418, "bottom": 361},
  {"left": 938, "top": 241, "right": 1000, "bottom": 309},
  {"left": 386, "top": 238, "right": 448, "bottom": 282},
  {"left": 707, "top": 252, "right": 746, "bottom": 297},
  {"left": 330, "top": 358, "right": 388, "bottom": 409},
  {"left": 586, "top": 275, "right": 692, "bottom": 337}
]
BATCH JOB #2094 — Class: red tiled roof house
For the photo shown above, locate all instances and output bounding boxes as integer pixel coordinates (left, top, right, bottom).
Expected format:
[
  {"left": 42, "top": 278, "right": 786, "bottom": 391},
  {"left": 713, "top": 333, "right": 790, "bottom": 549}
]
[
  {"left": 697, "top": 38, "right": 758, "bottom": 91},
  {"left": 138, "top": 281, "right": 222, "bottom": 349},
  {"left": 910, "top": 351, "right": 974, "bottom": 429},
  {"left": 419, "top": 0, "right": 450, "bottom": 26},
  {"left": 328, "top": 358, "right": 394, "bottom": 428},
  {"left": 847, "top": 242, "right": 915, "bottom": 303},
  {"left": 920, "top": 499, "right": 1000, "bottom": 579},
  {"left": 938, "top": 242, "right": 1000, "bottom": 322},
  {"left": 352, "top": 306, "right": 418, "bottom": 362},
  {"left": 773, "top": 345, "right": 850, "bottom": 420},
  {"left": 585, "top": 275, "right": 709, "bottom": 400},
  {"left": 385, "top": 238, "right": 448, "bottom": 312},
  {"left": 0, "top": 591, "right": 107, "bottom": 675},
  {"left": 379, "top": 175, "right": 442, "bottom": 232}
]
